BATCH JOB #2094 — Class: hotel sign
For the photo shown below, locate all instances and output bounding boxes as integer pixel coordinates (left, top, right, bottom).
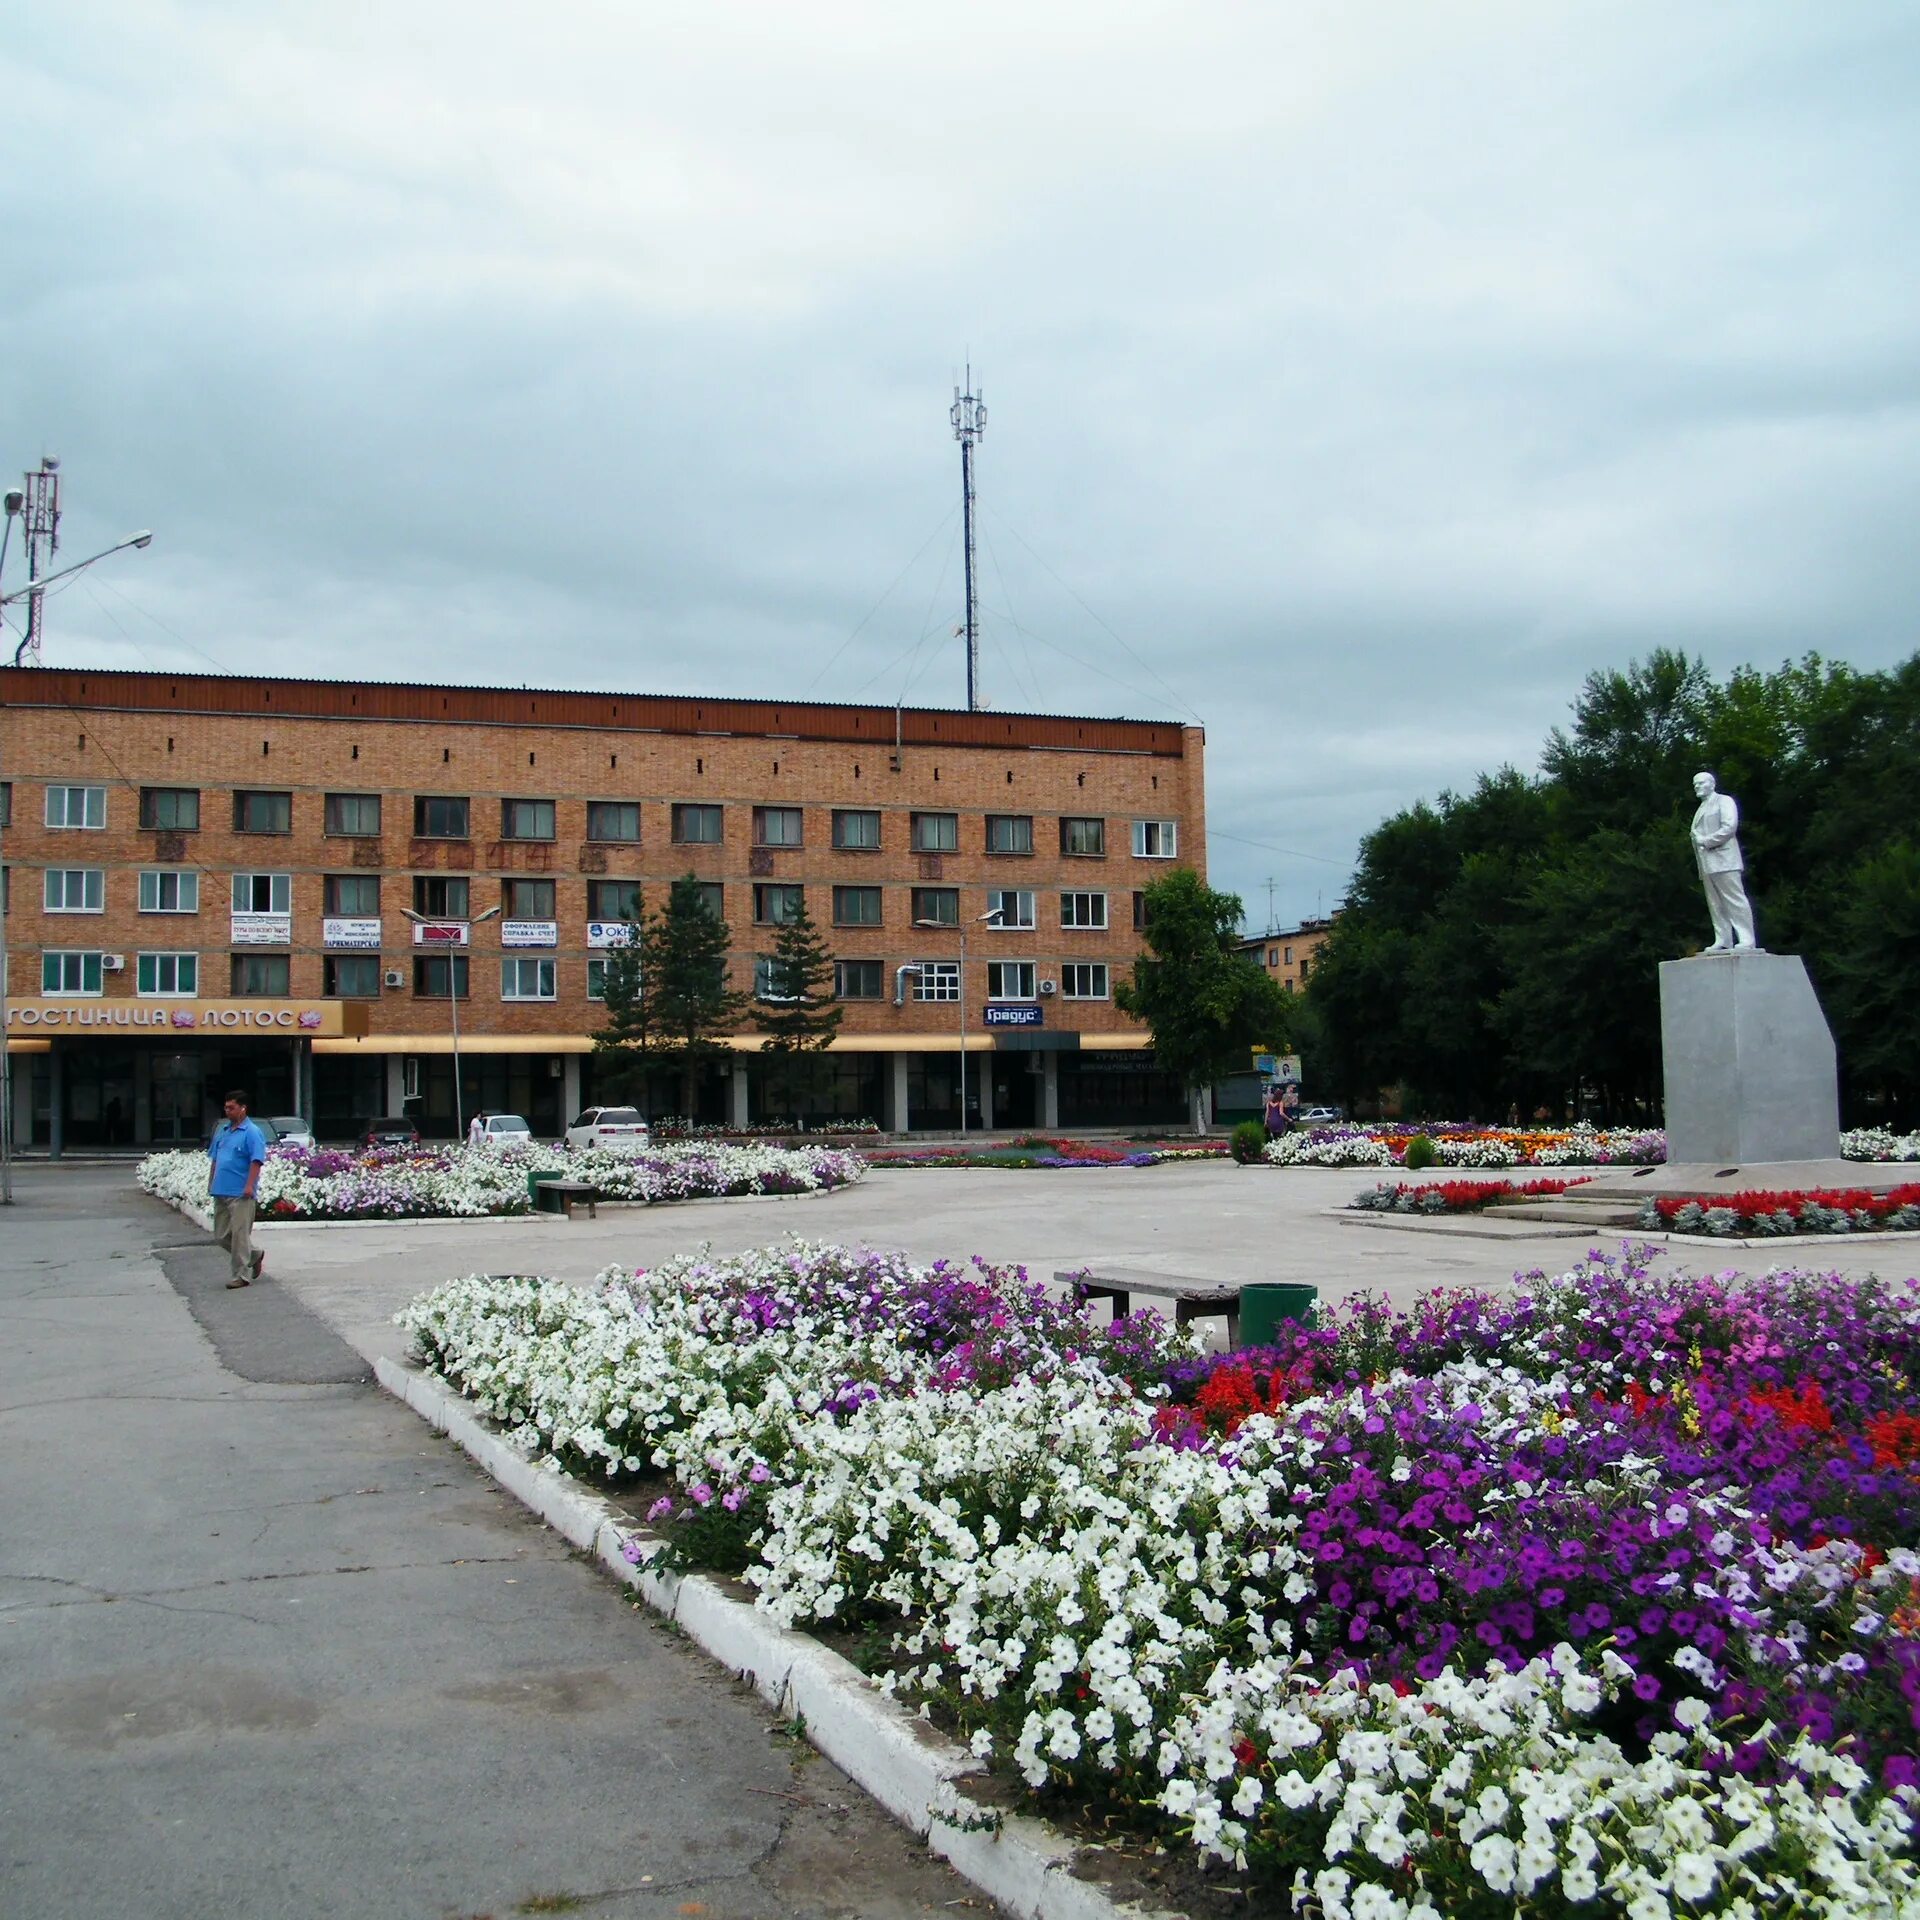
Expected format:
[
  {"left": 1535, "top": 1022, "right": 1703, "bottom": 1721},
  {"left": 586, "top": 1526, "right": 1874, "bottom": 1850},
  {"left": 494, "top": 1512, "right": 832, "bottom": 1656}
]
[
  {"left": 5, "top": 999, "right": 368, "bottom": 1037},
  {"left": 323, "top": 917, "right": 383, "bottom": 950},
  {"left": 501, "top": 919, "right": 558, "bottom": 948}
]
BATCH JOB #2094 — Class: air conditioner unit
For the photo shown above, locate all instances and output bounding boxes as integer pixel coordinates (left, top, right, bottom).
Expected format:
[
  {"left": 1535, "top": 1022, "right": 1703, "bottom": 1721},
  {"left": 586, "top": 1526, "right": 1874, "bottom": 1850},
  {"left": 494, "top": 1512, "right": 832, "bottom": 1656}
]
[
  {"left": 100, "top": 953, "right": 126, "bottom": 972},
  {"left": 383, "top": 968, "right": 405, "bottom": 988},
  {"left": 1037, "top": 979, "right": 1057, "bottom": 996}
]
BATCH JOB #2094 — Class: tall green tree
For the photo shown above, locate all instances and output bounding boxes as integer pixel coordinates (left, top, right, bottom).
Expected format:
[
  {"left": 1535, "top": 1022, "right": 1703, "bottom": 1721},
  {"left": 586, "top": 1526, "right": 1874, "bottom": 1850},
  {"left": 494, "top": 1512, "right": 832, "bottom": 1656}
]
[
  {"left": 754, "top": 897, "right": 842, "bottom": 1119},
  {"left": 1115, "top": 868, "right": 1294, "bottom": 1132},
  {"left": 588, "top": 906, "right": 663, "bottom": 1105}
]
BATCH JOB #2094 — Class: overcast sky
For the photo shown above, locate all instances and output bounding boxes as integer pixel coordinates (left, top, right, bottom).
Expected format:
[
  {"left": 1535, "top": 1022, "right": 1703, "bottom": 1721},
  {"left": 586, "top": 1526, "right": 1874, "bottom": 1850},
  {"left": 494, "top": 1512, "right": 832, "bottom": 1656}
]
[{"left": 5, "top": 2, "right": 1916, "bottom": 929}]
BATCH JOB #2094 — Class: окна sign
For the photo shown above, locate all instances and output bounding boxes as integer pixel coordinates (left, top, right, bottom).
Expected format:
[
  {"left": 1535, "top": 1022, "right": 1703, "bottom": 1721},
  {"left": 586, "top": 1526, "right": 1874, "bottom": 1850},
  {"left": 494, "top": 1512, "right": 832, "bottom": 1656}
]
[{"left": 5, "top": 1000, "right": 362, "bottom": 1037}]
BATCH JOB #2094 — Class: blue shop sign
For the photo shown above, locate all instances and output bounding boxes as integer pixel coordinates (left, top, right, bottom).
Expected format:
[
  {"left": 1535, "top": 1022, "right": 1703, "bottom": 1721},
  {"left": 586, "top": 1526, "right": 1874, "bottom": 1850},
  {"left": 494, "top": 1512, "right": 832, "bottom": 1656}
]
[{"left": 983, "top": 1004, "right": 1043, "bottom": 1028}]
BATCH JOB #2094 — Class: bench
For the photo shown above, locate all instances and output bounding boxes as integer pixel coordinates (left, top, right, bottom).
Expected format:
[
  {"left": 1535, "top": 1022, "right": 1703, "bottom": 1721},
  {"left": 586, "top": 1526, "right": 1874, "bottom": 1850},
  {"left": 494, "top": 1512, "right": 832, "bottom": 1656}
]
[
  {"left": 1055, "top": 1267, "right": 1242, "bottom": 1347},
  {"left": 538, "top": 1179, "right": 599, "bottom": 1221}
]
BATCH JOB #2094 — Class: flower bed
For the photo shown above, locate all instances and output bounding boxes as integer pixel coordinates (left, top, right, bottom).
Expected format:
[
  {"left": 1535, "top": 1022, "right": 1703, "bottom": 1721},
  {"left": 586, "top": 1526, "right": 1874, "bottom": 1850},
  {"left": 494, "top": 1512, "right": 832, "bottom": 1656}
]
[
  {"left": 136, "top": 1139, "right": 866, "bottom": 1220},
  {"left": 400, "top": 1242, "right": 1920, "bottom": 1913},
  {"left": 1268, "top": 1124, "right": 1667, "bottom": 1170},
  {"left": 1845, "top": 1130, "right": 1920, "bottom": 1164},
  {"left": 1348, "top": 1176, "right": 1593, "bottom": 1215},
  {"left": 866, "top": 1135, "right": 1228, "bottom": 1169},
  {"left": 1640, "top": 1184, "right": 1920, "bottom": 1239}
]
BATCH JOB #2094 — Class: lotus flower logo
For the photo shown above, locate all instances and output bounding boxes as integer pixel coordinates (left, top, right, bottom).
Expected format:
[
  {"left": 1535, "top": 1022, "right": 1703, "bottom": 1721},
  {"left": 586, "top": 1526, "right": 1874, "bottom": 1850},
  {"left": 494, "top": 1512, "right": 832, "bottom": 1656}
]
[
  {"left": 171, "top": 1009, "right": 197, "bottom": 1028},
  {"left": 298, "top": 1011, "right": 322, "bottom": 1029}
]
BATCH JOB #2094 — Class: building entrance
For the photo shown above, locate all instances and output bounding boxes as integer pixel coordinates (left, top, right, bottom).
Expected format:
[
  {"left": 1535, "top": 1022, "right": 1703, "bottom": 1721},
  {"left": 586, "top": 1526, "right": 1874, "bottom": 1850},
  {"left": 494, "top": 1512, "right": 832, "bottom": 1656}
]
[{"left": 149, "top": 1052, "right": 204, "bottom": 1145}]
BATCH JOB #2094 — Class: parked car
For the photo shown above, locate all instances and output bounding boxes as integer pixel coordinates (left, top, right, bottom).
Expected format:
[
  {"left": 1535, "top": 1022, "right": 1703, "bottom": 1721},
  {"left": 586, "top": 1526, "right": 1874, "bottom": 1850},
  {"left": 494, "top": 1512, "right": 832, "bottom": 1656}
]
[
  {"left": 357, "top": 1115, "right": 421, "bottom": 1150},
  {"left": 1296, "top": 1106, "right": 1341, "bottom": 1126},
  {"left": 565, "top": 1106, "right": 652, "bottom": 1152},
  {"left": 471, "top": 1112, "right": 533, "bottom": 1147},
  {"left": 267, "top": 1116, "right": 315, "bottom": 1149},
  {"left": 206, "top": 1116, "right": 279, "bottom": 1149}
]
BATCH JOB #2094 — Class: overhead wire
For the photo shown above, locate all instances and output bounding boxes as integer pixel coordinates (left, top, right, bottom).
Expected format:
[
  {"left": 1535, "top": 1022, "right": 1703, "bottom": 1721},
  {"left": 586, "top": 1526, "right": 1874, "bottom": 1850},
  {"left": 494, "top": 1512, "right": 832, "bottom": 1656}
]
[{"left": 801, "top": 503, "right": 959, "bottom": 698}]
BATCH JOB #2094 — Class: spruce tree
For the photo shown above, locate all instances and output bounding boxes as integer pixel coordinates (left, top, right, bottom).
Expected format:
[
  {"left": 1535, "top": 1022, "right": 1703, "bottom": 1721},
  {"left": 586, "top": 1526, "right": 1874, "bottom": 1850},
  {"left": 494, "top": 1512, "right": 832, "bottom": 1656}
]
[
  {"left": 588, "top": 905, "right": 663, "bottom": 1106},
  {"left": 755, "top": 897, "right": 842, "bottom": 1120},
  {"left": 652, "top": 874, "right": 749, "bottom": 1118}
]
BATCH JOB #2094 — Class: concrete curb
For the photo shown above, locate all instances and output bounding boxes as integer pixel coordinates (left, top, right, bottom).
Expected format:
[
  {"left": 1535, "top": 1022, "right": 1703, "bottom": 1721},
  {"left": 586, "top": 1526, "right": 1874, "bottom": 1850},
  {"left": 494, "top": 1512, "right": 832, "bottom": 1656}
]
[{"left": 373, "top": 1352, "right": 1177, "bottom": 1920}]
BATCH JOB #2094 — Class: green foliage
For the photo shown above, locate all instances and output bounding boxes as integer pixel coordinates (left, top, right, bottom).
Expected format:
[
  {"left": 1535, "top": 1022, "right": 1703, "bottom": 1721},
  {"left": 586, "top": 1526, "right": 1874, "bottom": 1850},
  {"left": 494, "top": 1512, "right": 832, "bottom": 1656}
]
[
  {"left": 754, "top": 898, "right": 843, "bottom": 1115},
  {"left": 1115, "top": 869, "right": 1295, "bottom": 1129},
  {"left": 1402, "top": 1133, "right": 1437, "bottom": 1172},
  {"left": 1308, "top": 649, "right": 1920, "bottom": 1124},
  {"left": 1230, "top": 1120, "right": 1268, "bottom": 1165}
]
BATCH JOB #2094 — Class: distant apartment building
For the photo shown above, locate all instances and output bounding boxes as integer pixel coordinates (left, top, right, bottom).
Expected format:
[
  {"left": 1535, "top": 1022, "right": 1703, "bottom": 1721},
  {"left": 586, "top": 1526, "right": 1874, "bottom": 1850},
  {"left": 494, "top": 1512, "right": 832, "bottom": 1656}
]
[
  {"left": 0, "top": 668, "right": 1207, "bottom": 1146},
  {"left": 1237, "top": 915, "right": 1336, "bottom": 992}
]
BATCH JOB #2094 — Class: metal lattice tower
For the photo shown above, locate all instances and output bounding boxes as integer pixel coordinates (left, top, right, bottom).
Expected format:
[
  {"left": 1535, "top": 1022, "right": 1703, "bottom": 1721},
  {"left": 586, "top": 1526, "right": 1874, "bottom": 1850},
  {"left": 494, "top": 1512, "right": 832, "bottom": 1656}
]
[
  {"left": 950, "top": 371, "right": 986, "bottom": 710},
  {"left": 18, "top": 457, "right": 61, "bottom": 667}
]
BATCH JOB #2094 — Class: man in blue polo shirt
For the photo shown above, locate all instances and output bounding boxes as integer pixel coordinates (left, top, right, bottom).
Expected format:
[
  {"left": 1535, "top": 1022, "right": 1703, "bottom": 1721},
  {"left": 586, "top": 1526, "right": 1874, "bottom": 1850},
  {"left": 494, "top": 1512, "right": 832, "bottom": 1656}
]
[{"left": 208, "top": 1088, "right": 268, "bottom": 1289}]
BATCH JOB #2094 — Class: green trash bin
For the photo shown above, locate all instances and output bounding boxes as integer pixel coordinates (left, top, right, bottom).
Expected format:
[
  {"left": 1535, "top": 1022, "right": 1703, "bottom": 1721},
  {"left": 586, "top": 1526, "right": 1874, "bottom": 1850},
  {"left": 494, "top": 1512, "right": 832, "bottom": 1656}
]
[
  {"left": 527, "top": 1169, "right": 567, "bottom": 1212},
  {"left": 1239, "top": 1283, "right": 1320, "bottom": 1347}
]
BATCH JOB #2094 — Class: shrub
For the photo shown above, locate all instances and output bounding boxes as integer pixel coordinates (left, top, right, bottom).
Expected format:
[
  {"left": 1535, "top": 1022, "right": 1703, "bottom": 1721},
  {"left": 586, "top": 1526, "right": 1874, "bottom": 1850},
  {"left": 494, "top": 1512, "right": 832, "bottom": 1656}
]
[
  {"left": 1402, "top": 1131, "right": 1437, "bottom": 1171},
  {"left": 1229, "top": 1119, "right": 1267, "bottom": 1165}
]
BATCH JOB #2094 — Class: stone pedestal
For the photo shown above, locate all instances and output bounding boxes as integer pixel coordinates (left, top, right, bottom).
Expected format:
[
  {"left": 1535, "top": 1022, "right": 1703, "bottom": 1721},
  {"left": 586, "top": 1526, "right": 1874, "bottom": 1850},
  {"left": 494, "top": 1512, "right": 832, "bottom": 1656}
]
[{"left": 1658, "top": 952, "right": 1839, "bottom": 1165}]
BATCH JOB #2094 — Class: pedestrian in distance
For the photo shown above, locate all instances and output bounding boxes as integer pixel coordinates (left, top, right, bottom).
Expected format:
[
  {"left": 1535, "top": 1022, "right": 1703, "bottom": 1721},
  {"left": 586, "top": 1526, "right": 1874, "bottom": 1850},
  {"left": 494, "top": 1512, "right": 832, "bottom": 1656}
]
[
  {"left": 1264, "top": 1082, "right": 1293, "bottom": 1138},
  {"left": 467, "top": 1112, "right": 485, "bottom": 1149},
  {"left": 208, "top": 1089, "right": 267, "bottom": 1290}
]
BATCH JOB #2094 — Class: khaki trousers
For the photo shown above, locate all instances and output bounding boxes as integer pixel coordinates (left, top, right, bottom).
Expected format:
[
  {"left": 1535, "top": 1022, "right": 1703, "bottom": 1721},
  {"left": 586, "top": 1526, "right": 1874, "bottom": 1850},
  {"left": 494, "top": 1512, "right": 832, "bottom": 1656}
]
[{"left": 212, "top": 1195, "right": 257, "bottom": 1283}]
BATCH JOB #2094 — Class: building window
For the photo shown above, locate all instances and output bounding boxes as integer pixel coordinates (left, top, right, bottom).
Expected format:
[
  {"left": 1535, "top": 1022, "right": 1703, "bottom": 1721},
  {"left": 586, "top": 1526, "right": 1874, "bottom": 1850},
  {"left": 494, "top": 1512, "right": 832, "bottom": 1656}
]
[
  {"left": 986, "top": 888, "right": 1035, "bottom": 929},
  {"left": 504, "top": 877, "right": 556, "bottom": 919},
  {"left": 136, "top": 952, "right": 199, "bottom": 997},
  {"left": 913, "top": 960, "right": 960, "bottom": 1002},
  {"left": 987, "top": 960, "right": 1036, "bottom": 1000},
  {"left": 413, "top": 954, "right": 469, "bottom": 997},
  {"left": 140, "top": 787, "right": 200, "bottom": 831},
  {"left": 233, "top": 789, "right": 293, "bottom": 834},
  {"left": 324, "top": 874, "right": 380, "bottom": 916},
  {"left": 1267, "top": 946, "right": 1278, "bottom": 967},
  {"left": 686, "top": 880, "right": 725, "bottom": 919},
  {"left": 985, "top": 814, "right": 1033, "bottom": 855},
  {"left": 587, "top": 879, "right": 640, "bottom": 921},
  {"left": 671, "top": 803, "right": 723, "bottom": 844},
  {"left": 413, "top": 795, "right": 470, "bottom": 839},
  {"left": 140, "top": 870, "right": 200, "bottom": 914},
  {"left": 43, "top": 868, "right": 105, "bottom": 913},
  {"left": 911, "top": 887, "right": 958, "bottom": 926},
  {"left": 1135, "top": 893, "right": 1151, "bottom": 933},
  {"left": 1132, "top": 819, "right": 1178, "bottom": 859},
  {"left": 753, "top": 883, "right": 805, "bottom": 925},
  {"left": 502, "top": 957, "right": 557, "bottom": 1000},
  {"left": 753, "top": 805, "right": 804, "bottom": 848},
  {"left": 1061, "top": 962, "right": 1110, "bottom": 999},
  {"left": 324, "top": 955, "right": 381, "bottom": 997},
  {"left": 42, "top": 951, "right": 104, "bottom": 995},
  {"left": 413, "top": 875, "right": 470, "bottom": 918},
  {"left": 1284, "top": 944, "right": 1295, "bottom": 964},
  {"left": 832, "top": 808, "right": 881, "bottom": 851},
  {"left": 324, "top": 792, "right": 382, "bottom": 837},
  {"left": 45, "top": 785, "right": 106, "bottom": 830},
  {"left": 232, "top": 953, "right": 290, "bottom": 996},
  {"left": 232, "top": 872, "right": 292, "bottom": 914},
  {"left": 501, "top": 797, "right": 556, "bottom": 841},
  {"left": 586, "top": 958, "right": 610, "bottom": 1001},
  {"left": 833, "top": 885, "right": 882, "bottom": 927},
  {"left": 0, "top": 781, "right": 9, "bottom": 827},
  {"left": 1061, "top": 890, "right": 1109, "bottom": 930},
  {"left": 753, "top": 955, "right": 799, "bottom": 1002},
  {"left": 834, "top": 959, "right": 882, "bottom": 1000},
  {"left": 910, "top": 811, "right": 958, "bottom": 854},
  {"left": 1060, "top": 816, "right": 1106, "bottom": 857},
  {"left": 586, "top": 801, "right": 640, "bottom": 843}
]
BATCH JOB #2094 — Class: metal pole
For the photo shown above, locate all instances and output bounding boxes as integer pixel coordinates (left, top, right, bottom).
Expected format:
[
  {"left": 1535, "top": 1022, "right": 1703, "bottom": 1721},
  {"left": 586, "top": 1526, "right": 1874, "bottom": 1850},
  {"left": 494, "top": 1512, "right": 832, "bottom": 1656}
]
[
  {"left": 450, "top": 953, "right": 463, "bottom": 1141},
  {"left": 958, "top": 923, "right": 967, "bottom": 1136}
]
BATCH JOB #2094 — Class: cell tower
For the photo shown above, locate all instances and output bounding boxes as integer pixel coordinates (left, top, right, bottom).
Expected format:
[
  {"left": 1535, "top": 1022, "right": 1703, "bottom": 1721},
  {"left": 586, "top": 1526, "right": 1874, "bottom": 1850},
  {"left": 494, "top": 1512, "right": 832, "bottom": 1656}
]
[
  {"left": 950, "top": 370, "right": 986, "bottom": 711},
  {"left": 18, "top": 456, "right": 61, "bottom": 667}
]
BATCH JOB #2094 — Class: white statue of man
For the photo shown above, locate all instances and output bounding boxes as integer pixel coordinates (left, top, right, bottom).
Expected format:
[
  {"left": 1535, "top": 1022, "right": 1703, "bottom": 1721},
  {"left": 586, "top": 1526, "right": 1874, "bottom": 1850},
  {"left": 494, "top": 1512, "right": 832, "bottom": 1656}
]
[{"left": 1691, "top": 770, "right": 1760, "bottom": 953}]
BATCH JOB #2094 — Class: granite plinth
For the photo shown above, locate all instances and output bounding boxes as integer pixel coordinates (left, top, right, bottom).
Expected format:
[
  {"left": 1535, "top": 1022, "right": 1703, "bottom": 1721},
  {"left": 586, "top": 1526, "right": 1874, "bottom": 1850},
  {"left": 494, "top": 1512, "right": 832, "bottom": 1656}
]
[{"left": 1659, "top": 951, "right": 1839, "bottom": 1165}]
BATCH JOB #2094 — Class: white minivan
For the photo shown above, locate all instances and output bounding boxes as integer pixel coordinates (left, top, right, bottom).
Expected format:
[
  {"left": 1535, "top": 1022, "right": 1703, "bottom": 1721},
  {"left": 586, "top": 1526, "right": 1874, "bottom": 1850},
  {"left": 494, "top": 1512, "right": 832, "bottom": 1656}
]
[{"left": 565, "top": 1107, "right": 652, "bottom": 1152}]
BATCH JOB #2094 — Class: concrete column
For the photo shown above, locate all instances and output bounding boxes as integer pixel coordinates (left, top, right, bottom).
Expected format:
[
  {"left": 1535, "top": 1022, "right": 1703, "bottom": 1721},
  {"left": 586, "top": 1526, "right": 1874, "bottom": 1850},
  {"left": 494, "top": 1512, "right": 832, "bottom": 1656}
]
[
  {"left": 887, "top": 1052, "right": 910, "bottom": 1134},
  {"left": 561, "top": 1054, "right": 582, "bottom": 1126},
  {"left": 385, "top": 1053, "right": 407, "bottom": 1116},
  {"left": 729, "top": 1062, "right": 750, "bottom": 1130},
  {"left": 133, "top": 1048, "right": 154, "bottom": 1146},
  {"left": 48, "top": 1045, "right": 64, "bottom": 1160},
  {"left": 1041, "top": 1051, "right": 1060, "bottom": 1130}
]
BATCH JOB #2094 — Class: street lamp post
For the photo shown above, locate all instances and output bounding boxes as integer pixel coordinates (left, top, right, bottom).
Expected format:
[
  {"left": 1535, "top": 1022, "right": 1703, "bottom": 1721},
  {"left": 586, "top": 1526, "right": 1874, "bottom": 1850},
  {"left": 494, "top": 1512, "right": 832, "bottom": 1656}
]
[
  {"left": 914, "top": 907, "right": 1004, "bottom": 1136},
  {"left": 0, "top": 509, "right": 155, "bottom": 1205},
  {"left": 402, "top": 905, "right": 500, "bottom": 1140}
]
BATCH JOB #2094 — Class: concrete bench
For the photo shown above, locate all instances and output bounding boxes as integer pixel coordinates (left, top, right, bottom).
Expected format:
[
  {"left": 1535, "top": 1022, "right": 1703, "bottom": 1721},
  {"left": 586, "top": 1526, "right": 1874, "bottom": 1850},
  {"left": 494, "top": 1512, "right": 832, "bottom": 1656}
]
[
  {"left": 1055, "top": 1267, "right": 1242, "bottom": 1347},
  {"left": 538, "top": 1179, "right": 599, "bottom": 1221}
]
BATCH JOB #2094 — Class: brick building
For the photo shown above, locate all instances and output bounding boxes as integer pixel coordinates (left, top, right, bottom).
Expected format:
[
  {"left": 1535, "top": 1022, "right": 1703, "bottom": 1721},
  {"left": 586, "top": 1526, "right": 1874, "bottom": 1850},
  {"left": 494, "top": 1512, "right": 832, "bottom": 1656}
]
[
  {"left": 0, "top": 668, "right": 1205, "bottom": 1147},
  {"left": 1237, "top": 915, "right": 1336, "bottom": 992}
]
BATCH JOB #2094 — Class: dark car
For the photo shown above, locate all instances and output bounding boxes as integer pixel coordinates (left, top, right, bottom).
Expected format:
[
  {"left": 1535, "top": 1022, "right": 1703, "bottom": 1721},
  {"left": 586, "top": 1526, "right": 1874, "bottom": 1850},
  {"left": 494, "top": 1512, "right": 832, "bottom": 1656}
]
[{"left": 357, "top": 1115, "right": 421, "bottom": 1150}]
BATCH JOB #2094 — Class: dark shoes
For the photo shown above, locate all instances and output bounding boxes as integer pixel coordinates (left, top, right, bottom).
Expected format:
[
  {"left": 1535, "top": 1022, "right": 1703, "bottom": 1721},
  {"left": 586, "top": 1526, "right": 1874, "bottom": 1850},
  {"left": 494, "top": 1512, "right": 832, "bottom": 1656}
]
[
  {"left": 226, "top": 1276, "right": 250, "bottom": 1290},
  {"left": 251, "top": 1249, "right": 266, "bottom": 1279}
]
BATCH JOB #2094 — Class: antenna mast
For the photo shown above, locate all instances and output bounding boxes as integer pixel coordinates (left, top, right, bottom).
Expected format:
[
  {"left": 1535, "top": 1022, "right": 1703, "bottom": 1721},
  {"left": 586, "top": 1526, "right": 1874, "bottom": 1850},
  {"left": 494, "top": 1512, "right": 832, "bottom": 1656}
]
[
  {"left": 18, "top": 457, "right": 61, "bottom": 668},
  {"left": 950, "top": 369, "right": 986, "bottom": 710}
]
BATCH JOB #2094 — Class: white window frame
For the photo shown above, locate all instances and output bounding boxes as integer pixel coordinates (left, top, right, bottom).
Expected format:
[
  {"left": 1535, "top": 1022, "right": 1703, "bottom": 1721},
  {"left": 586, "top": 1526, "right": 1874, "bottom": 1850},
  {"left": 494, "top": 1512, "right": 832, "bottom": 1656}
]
[
  {"left": 42, "top": 950, "right": 105, "bottom": 996},
  {"left": 1132, "top": 818, "right": 1178, "bottom": 859},
  {"left": 501, "top": 957, "right": 557, "bottom": 1001},
  {"left": 1061, "top": 890, "right": 1109, "bottom": 931},
  {"left": 986, "top": 960, "right": 1036, "bottom": 1001},
  {"left": 913, "top": 960, "right": 960, "bottom": 1003},
  {"left": 986, "top": 888, "right": 1035, "bottom": 929},
  {"left": 233, "top": 872, "right": 292, "bottom": 914},
  {"left": 136, "top": 951, "right": 199, "bottom": 997},
  {"left": 1061, "top": 961, "right": 1111, "bottom": 1000},
  {"left": 753, "top": 955, "right": 801, "bottom": 1002},
  {"left": 44, "top": 868, "right": 105, "bottom": 913},
  {"left": 139, "top": 869, "right": 200, "bottom": 914},
  {"left": 46, "top": 785, "right": 106, "bottom": 830}
]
